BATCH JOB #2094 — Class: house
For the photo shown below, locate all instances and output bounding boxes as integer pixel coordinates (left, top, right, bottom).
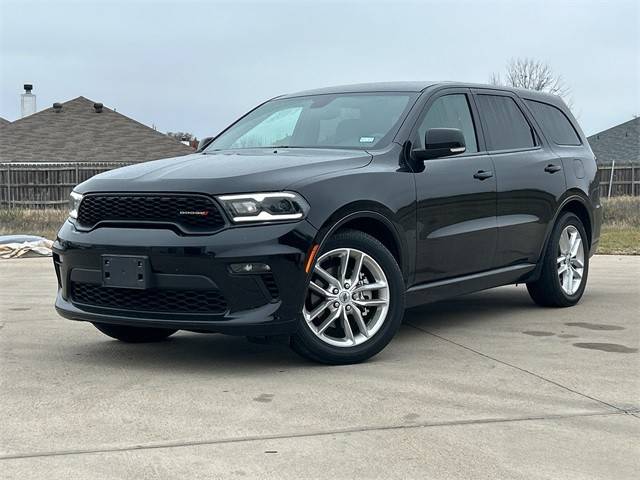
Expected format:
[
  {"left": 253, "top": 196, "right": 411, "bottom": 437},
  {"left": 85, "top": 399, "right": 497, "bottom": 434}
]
[
  {"left": 0, "top": 117, "right": 10, "bottom": 128},
  {"left": 587, "top": 117, "right": 639, "bottom": 166},
  {"left": 0, "top": 96, "right": 193, "bottom": 163},
  {"left": 0, "top": 96, "right": 195, "bottom": 208},
  {"left": 588, "top": 118, "right": 639, "bottom": 197}
]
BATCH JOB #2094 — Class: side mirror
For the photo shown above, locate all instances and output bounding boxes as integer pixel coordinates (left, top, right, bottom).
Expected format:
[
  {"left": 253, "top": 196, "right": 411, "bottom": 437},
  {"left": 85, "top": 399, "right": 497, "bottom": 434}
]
[
  {"left": 412, "top": 128, "right": 466, "bottom": 162},
  {"left": 196, "top": 136, "right": 215, "bottom": 152}
]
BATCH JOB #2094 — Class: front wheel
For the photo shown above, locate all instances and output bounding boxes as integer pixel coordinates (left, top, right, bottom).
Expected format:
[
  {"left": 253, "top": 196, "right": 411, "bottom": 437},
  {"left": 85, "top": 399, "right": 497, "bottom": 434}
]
[
  {"left": 527, "top": 212, "right": 589, "bottom": 307},
  {"left": 92, "top": 323, "right": 177, "bottom": 343},
  {"left": 291, "top": 229, "right": 405, "bottom": 364}
]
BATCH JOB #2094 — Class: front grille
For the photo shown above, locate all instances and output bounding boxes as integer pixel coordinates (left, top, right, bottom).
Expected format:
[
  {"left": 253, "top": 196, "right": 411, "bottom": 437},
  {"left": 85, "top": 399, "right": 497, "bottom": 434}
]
[
  {"left": 77, "top": 194, "right": 225, "bottom": 233},
  {"left": 71, "top": 282, "right": 228, "bottom": 314}
]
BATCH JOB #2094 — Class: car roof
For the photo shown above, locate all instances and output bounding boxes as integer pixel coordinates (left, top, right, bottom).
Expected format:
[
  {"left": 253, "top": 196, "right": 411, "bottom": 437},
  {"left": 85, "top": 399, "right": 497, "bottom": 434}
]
[
  {"left": 277, "top": 81, "right": 566, "bottom": 108},
  {"left": 279, "top": 82, "right": 436, "bottom": 97}
]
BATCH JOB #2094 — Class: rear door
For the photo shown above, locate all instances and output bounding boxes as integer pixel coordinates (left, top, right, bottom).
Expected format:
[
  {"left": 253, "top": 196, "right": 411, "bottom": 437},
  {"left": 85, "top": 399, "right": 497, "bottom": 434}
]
[
  {"left": 472, "top": 90, "right": 566, "bottom": 267},
  {"left": 412, "top": 89, "right": 497, "bottom": 284}
]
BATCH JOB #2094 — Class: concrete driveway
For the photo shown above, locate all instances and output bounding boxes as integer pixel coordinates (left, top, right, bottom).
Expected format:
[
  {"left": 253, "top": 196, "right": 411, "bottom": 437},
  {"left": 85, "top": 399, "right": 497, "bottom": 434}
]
[{"left": 1, "top": 255, "right": 638, "bottom": 479}]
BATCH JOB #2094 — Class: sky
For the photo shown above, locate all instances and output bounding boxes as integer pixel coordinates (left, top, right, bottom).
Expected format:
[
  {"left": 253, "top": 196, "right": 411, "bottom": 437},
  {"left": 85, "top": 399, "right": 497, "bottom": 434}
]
[{"left": 1, "top": 0, "right": 638, "bottom": 138}]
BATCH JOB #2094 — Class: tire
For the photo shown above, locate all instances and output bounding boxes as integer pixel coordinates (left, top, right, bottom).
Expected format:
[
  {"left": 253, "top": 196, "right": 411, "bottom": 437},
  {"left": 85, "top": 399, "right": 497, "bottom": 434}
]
[
  {"left": 291, "top": 229, "right": 405, "bottom": 364},
  {"left": 527, "top": 212, "right": 589, "bottom": 307},
  {"left": 92, "top": 323, "right": 177, "bottom": 343}
]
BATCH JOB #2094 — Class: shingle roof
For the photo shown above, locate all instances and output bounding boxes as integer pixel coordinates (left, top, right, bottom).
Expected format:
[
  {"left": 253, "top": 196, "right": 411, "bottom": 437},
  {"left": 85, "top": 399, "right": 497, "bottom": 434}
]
[
  {"left": 0, "top": 117, "right": 10, "bottom": 128},
  {"left": 587, "top": 117, "right": 639, "bottom": 165},
  {"left": 0, "top": 96, "right": 193, "bottom": 163}
]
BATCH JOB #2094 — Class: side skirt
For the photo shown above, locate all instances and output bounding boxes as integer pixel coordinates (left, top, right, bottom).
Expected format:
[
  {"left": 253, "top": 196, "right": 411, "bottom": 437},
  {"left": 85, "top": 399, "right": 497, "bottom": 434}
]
[{"left": 405, "top": 263, "right": 536, "bottom": 308}]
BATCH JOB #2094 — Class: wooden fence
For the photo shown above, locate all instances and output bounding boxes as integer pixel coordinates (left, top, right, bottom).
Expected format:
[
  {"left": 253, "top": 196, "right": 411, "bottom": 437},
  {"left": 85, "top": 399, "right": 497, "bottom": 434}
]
[
  {"left": 0, "top": 162, "right": 131, "bottom": 208},
  {"left": 0, "top": 162, "right": 638, "bottom": 209},
  {"left": 597, "top": 164, "right": 639, "bottom": 197}
]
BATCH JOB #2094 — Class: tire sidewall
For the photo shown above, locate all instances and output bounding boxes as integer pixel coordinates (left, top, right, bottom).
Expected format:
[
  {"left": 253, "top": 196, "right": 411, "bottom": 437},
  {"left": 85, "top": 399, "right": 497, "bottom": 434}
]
[{"left": 294, "top": 231, "right": 405, "bottom": 363}]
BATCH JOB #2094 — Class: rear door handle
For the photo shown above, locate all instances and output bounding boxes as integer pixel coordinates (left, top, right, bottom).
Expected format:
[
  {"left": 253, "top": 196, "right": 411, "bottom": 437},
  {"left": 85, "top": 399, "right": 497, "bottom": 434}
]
[
  {"left": 473, "top": 170, "right": 493, "bottom": 180},
  {"left": 544, "top": 164, "right": 562, "bottom": 173}
]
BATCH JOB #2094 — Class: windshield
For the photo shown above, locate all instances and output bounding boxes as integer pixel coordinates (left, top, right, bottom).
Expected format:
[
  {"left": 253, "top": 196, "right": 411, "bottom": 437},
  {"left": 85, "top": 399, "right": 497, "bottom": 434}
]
[{"left": 206, "top": 92, "right": 416, "bottom": 151}]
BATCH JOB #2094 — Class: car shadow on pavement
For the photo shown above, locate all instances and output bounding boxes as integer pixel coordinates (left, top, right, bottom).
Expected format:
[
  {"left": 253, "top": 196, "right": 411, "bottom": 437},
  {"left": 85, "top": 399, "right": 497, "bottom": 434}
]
[
  {"left": 403, "top": 285, "right": 538, "bottom": 330},
  {"left": 66, "top": 330, "right": 313, "bottom": 372},
  {"left": 61, "top": 286, "right": 537, "bottom": 371}
]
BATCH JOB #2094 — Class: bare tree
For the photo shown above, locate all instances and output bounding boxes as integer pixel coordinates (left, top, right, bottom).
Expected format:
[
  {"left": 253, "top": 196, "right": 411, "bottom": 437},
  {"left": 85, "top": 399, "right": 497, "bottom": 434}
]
[
  {"left": 491, "top": 58, "right": 572, "bottom": 105},
  {"left": 166, "top": 131, "right": 197, "bottom": 142}
]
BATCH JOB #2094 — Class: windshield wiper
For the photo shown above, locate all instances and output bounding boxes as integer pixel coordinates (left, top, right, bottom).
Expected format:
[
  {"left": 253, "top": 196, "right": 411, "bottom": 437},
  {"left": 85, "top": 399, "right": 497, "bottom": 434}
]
[{"left": 204, "top": 145, "right": 304, "bottom": 153}]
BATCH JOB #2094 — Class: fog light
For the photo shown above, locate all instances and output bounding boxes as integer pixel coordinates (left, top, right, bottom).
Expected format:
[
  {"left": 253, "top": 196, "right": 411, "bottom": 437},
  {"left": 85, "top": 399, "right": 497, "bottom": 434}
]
[{"left": 229, "top": 263, "right": 271, "bottom": 274}]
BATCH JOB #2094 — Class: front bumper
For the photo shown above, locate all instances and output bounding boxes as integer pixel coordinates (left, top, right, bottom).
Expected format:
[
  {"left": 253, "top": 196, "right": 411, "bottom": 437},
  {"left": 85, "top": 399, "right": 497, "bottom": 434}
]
[{"left": 53, "top": 219, "right": 318, "bottom": 335}]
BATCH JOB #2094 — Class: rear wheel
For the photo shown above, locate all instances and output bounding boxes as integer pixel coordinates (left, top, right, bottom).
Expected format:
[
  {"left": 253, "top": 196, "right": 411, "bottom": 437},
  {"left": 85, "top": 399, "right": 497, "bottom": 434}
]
[
  {"left": 527, "top": 212, "right": 589, "bottom": 307},
  {"left": 292, "top": 229, "right": 405, "bottom": 364},
  {"left": 92, "top": 323, "right": 177, "bottom": 343}
]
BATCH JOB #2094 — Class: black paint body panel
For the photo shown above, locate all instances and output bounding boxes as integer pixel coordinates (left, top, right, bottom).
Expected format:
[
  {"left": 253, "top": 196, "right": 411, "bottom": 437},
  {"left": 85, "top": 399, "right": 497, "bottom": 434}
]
[{"left": 54, "top": 81, "right": 600, "bottom": 335}]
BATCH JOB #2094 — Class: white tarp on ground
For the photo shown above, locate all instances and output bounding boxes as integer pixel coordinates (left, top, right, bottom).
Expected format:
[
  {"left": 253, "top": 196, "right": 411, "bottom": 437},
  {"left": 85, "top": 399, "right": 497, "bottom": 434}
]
[{"left": 0, "top": 235, "right": 53, "bottom": 259}]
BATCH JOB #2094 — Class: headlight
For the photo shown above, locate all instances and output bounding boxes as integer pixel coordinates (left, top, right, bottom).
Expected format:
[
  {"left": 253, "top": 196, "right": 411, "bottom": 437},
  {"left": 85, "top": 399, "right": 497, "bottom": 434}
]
[
  {"left": 217, "top": 192, "right": 309, "bottom": 223},
  {"left": 68, "top": 191, "right": 83, "bottom": 219}
]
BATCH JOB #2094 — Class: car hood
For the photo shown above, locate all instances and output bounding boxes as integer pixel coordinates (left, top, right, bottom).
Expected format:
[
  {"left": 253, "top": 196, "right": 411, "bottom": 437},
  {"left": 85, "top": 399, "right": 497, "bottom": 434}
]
[{"left": 76, "top": 149, "right": 372, "bottom": 195}]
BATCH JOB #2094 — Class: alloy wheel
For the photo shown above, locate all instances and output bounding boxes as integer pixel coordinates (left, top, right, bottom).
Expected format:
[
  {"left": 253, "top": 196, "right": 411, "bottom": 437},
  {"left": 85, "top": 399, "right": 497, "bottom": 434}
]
[
  {"left": 303, "top": 248, "right": 390, "bottom": 347},
  {"left": 557, "top": 225, "right": 585, "bottom": 295}
]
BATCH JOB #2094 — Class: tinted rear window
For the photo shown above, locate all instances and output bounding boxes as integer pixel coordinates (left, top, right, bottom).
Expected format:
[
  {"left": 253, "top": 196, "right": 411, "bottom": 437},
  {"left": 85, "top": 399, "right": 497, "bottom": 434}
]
[
  {"left": 475, "top": 95, "right": 536, "bottom": 151},
  {"left": 525, "top": 100, "right": 581, "bottom": 146}
]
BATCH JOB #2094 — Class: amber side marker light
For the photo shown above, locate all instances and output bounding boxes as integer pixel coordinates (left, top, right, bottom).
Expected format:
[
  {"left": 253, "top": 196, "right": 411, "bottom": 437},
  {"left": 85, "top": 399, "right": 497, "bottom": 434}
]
[{"left": 305, "top": 244, "right": 320, "bottom": 273}]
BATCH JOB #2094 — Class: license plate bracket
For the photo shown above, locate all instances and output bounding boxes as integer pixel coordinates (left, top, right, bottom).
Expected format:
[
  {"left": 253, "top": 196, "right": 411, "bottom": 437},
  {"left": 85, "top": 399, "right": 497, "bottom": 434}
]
[{"left": 102, "top": 255, "right": 150, "bottom": 289}]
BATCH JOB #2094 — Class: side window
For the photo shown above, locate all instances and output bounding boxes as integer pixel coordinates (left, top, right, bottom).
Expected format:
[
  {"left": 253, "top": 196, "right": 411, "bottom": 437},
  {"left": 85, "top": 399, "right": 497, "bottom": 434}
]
[
  {"left": 475, "top": 95, "right": 536, "bottom": 151},
  {"left": 416, "top": 94, "right": 478, "bottom": 153},
  {"left": 524, "top": 100, "right": 581, "bottom": 146},
  {"left": 231, "top": 107, "right": 302, "bottom": 148}
]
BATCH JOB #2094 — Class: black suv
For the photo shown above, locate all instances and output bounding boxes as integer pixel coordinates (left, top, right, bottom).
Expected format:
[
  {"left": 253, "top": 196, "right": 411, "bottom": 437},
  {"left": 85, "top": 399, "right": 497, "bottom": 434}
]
[{"left": 54, "top": 82, "right": 601, "bottom": 364}]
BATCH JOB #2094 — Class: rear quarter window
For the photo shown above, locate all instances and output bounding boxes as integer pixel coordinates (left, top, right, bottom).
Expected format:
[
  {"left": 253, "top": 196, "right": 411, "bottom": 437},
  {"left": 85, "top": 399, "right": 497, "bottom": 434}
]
[{"left": 524, "top": 100, "right": 581, "bottom": 146}]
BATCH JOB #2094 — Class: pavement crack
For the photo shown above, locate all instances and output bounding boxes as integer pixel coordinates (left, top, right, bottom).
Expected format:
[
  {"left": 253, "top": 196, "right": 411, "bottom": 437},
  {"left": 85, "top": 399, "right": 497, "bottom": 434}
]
[
  {"left": 0, "top": 411, "right": 623, "bottom": 461},
  {"left": 406, "top": 322, "right": 624, "bottom": 413}
]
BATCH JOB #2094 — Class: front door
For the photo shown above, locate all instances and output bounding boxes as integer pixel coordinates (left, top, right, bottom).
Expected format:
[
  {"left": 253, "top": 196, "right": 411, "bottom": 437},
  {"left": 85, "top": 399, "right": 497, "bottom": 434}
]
[{"left": 412, "top": 89, "right": 497, "bottom": 284}]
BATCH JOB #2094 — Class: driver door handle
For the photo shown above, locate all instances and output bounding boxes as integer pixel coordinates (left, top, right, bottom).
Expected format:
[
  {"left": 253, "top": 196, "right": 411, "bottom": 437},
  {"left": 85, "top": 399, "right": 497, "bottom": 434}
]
[
  {"left": 473, "top": 170, "right": 493, "bottom": 180},
  {"left": 544, "top": 164, "right": 562, "bottom": 173}
]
